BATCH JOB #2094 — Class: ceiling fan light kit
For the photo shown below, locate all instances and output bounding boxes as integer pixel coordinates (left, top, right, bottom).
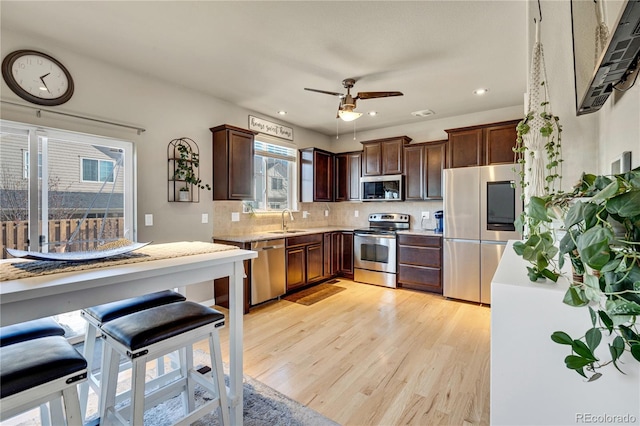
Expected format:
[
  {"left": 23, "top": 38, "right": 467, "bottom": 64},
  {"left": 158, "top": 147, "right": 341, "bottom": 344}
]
[
  {"left": 305, "top": 78, "right": 403, "bottom": 122},
  {"left": 338, "top": 109, "right": 363, "bottom": 121}
]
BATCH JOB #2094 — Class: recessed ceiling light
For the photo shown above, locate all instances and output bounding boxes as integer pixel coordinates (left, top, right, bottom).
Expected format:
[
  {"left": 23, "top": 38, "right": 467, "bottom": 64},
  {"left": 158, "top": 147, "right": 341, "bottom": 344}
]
[
  {"left": 473, "top": 88, "right": 489, "bottom": 95},
  {"left": 277, "top": 110, "right": 287, "bottom": 115},
  {"left": 368, "top": 111, "right": 377, "bottom": 116},
  {"left": 411, "top": 109, "right": 435, "bottom": 117}
]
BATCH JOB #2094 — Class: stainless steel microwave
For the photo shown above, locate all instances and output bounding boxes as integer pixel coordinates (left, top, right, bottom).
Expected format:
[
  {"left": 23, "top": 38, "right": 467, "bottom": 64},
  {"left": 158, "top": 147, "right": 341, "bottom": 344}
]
[{"left": 361, "top": 175, "right": 404, "bottom": 201}]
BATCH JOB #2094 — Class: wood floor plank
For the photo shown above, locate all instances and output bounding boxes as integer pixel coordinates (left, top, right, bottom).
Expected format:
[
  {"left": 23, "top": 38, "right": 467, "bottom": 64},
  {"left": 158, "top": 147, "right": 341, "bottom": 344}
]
[{"left": 209, "top": 279, "right": 491, "bottom": 425}]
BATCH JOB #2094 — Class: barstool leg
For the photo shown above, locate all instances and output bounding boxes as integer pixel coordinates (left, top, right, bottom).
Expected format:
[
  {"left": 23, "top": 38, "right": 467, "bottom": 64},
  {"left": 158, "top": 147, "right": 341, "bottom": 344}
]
[
  {"left": 209, "top": 331, "right": 230, "bottom": 426},
  {"left": 130, "top": 357, "right": 147, "bottom": 426},
  {"left": 49, "top": 397, "right": 64, "bottom": 426},
  {"left": 184, "top": 345, "right": 196, "bottom": 414},
  {"left": 62, "top": 385, "right": 84, "bottom": 426},
  {"left": 79, "top": 321, "right": 98, "bottom": 421},
  {"left": 100, "top": 344, "right": 120, "bottom": 425}
]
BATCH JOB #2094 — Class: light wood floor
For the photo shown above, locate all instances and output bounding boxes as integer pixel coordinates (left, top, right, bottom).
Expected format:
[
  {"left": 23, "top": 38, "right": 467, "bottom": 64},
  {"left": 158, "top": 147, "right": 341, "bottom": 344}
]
[{"left": 203, "top": 279, "right": 491, "bottom": 426}]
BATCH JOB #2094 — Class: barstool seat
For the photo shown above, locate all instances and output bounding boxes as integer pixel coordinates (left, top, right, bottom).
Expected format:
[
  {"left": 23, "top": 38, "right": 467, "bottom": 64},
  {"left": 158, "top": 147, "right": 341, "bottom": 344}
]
[
  {"left": 0, "top": 317, "right": 65, "bottom": 347},
  {"left": 100, "top": 301, "right": 229, "bottom": 426},
  {"left": 79, "top": 290, "right": 186, "bottom": 421},
  {"left": 1, "top": 317, "right": 67, "bottom": 426},
  {"left": 0, "top": 335, "right": 87, "bottom": 424},
  {"left": 82, "top": 290, "right": 186, "bottom": 325}
]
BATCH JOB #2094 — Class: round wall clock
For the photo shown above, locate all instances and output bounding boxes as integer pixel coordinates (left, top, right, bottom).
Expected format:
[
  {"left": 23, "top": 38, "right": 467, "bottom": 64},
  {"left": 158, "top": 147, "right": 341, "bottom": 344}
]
[{"left": 2, "top": 49, "right": 74, "bottom": 106}]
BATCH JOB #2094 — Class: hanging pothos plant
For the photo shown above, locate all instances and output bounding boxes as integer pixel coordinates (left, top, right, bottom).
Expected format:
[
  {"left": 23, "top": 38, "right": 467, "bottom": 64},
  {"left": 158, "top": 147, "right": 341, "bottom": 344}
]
[
  {"left": 512, "top": 82, "right": 640, "bottom": 381},
  {"left": 172, "top": 140, "right": 211, "bottom": 192}
]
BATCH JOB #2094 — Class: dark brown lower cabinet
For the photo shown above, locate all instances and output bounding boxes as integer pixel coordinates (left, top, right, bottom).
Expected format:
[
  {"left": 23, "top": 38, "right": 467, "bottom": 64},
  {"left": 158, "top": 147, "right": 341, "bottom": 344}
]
[
  {"left": 332, "top": 231, "right": 354, "bottom": 279},
  {"left": 286, "top": 233, "right": 324, "bottom": 291},
  {"left": 397, "top": 234, "right": 442, "bottom": 294}
]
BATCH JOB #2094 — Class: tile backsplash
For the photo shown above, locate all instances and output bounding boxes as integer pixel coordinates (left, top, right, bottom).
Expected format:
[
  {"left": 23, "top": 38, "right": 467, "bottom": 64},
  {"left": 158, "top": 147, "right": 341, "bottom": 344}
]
[{"left": 212, "top": 200, "right": 443, "bottom": 237}]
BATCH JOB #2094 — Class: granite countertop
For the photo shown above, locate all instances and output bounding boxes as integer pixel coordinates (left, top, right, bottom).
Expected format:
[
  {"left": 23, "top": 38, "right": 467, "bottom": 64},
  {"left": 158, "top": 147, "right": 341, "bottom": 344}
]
[{"left": 213, "top": 226, "right": 357, "bottom": 243}]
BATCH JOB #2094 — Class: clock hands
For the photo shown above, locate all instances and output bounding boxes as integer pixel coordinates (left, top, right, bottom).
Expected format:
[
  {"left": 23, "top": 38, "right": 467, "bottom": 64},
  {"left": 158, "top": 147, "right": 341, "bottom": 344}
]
[{"left": 39, "top": 72, "right": 51, "bottom": 93}]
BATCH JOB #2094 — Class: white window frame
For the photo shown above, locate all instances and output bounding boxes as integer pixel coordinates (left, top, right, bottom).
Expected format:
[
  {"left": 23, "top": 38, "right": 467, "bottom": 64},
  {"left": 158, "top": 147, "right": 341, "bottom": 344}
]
[
  {"left": 80, "top": 157, "right": 116, "bottom": 183},
  {"left": 22, "top": 150, "right": 43, "bottom": 179},
  {"left": 246, "top": 137, "right": 298, "bottom": 213}
]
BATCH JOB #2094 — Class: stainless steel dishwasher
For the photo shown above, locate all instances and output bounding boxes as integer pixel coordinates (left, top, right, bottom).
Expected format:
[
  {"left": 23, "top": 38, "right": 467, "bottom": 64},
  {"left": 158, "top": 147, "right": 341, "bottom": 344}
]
[{"left": 250, "top": 238, "right": 286, "bottom": 305}]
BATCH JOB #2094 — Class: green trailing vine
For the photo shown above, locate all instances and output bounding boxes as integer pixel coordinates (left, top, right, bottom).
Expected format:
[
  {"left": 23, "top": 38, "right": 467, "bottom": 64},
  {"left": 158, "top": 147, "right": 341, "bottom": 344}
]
[{"left": 172, "top": 141, "right": 211, "bottom": 192}]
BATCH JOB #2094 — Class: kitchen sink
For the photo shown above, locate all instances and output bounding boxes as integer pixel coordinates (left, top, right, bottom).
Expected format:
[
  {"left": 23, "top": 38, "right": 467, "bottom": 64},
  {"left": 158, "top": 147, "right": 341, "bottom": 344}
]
[{"left": 267, "top": 230, "right": 305, "bottom": 234}]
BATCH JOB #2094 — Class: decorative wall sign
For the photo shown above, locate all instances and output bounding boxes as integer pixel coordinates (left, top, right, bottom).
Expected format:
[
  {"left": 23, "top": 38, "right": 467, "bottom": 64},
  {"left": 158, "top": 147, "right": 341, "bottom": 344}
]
[{"left": 248, "top": 115, "right": 293, "bottom": 141}]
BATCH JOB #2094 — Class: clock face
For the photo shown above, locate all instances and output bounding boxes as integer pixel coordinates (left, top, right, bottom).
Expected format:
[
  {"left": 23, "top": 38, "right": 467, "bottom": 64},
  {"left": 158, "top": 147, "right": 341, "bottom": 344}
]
[{"left": 2, "top": 50, "right": 74, "bottom": 106}]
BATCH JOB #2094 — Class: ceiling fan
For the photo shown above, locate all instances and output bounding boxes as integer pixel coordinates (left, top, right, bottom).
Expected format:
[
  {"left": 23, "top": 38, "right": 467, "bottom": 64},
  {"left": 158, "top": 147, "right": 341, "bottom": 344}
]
[{"left": 304, "top": 78, "right": 403, "bottom": 121}]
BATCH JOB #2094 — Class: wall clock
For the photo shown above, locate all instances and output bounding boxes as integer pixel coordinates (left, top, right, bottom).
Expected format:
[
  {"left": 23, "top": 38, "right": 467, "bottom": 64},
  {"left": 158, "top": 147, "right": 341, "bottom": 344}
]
[{"left": 2, "top": 49, "right": 74, "bottom": 106}]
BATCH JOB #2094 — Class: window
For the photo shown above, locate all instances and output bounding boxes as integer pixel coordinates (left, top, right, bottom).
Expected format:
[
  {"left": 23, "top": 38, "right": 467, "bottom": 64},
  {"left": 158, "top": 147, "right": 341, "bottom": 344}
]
[
  {"left": 81, "top": 158, "right": 115, "bottom": 183},
  {"left": 244, "top": 140, "right": 297, "bottom": 212},
  {"left": 1, "top": 119, "right": 135, "bottom": 342}
]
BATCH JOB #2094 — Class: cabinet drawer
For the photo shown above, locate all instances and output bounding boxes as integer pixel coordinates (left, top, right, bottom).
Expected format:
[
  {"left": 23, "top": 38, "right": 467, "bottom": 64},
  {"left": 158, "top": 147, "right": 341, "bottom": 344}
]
[
  {"left": 286, "top": 233, "right": 323, "bottom": 247},
  {"left": 398, "top": 264, "right": 441, "bottom": 287},
  {"left": 398, "top": 245, "right": 441, "bottom": 268},
  {"left": 397, "top": 234, "right": 441, "bottom": 247}
]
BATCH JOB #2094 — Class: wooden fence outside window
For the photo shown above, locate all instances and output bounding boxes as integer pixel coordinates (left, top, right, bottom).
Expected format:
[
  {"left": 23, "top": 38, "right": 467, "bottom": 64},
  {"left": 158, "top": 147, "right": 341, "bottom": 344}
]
[{"left": 1, "top": 218, "right": 125, "bottom": 259}]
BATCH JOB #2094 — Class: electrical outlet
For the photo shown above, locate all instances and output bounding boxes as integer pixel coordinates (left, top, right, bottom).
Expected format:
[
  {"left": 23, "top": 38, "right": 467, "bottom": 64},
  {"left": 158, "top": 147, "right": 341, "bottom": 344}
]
[
  {"left": 302, "top": 211, "right": 309, "bottom": 219},
  {"left": 354, "top": 210, "right": 359, "bottom": 218},
  {"left": 324, "top": 210, "right": 329, "bottom": 217},
  {"left": 422, "top": 211, "right": 430, "bottom": 220},
  {"left": 231, "top": 212, "right": 240, "bottom": 222},
  {"left": 201, "top": 213, "right": 209, "bottom": 224},
  {"left": 144, "top": 214, "right": 153, "bottom": 226}
]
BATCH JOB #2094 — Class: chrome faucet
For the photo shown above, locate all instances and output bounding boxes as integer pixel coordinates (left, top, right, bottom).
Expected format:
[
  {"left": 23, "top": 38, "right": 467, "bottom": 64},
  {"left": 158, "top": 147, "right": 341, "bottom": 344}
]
[{"left": 281, "top": 209, "right": 294, "bottom": 231}]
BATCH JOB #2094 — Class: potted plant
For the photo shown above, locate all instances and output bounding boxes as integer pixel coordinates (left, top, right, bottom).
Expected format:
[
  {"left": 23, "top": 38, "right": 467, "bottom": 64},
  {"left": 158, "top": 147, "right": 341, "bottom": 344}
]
[
  {"left": 171, "top": 139, "right": 211, "bottom": 202},
  {"left": 513, "top": 168, "right": 640, "bottom": 381}
]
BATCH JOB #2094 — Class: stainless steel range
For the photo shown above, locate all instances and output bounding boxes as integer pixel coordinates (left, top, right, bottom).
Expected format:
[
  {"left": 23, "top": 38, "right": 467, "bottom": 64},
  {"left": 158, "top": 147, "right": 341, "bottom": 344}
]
[{"left": 353, "top": 213, "right": 410, "bottom": 288}]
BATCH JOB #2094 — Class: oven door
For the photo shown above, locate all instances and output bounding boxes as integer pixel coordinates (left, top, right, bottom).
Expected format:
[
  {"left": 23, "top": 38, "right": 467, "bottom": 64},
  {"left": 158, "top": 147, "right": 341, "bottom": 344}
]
[{"left": 354, "top": 233, "right": 397, "bottom": 273}]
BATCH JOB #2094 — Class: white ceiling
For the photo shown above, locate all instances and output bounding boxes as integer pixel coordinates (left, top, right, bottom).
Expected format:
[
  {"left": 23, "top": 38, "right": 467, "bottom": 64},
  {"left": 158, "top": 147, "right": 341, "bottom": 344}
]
[{"left": 1, "top": 1, "right": 527, "bottom": 136}]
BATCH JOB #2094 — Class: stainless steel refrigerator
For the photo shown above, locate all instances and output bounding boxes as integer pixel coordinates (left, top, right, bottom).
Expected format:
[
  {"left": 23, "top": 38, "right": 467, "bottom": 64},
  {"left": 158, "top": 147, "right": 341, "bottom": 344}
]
[{"left": 443, "top": 164, "right": 522, "bottom": 304}]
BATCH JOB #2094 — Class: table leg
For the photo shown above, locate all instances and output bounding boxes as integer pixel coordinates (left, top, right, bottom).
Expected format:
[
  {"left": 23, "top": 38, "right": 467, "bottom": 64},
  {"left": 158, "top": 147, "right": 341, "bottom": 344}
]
[{"left": 228, "top": 260, "right": 245, "bottom": 425}]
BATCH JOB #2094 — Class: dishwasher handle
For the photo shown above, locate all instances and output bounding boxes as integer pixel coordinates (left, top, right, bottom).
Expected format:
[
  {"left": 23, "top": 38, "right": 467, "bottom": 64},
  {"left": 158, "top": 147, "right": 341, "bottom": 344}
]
[{"left": 258, "top": 244, "right": 284, "bottom": 251}]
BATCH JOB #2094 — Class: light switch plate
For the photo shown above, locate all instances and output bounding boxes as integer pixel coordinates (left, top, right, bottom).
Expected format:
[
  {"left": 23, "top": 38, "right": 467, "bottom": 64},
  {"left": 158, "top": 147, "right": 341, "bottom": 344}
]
[
  {"left": 201, "top": 213, "right": 208, "bottom": 224},
  {"left": 231, "top": 212, "right": 240, "bottom": 222},
  {"left": 354, "top": 210, "right": 359, "bottom": 217},
  {"left": 144, "top": 214, "right": 153, "bottom": 226},
  {"left": 422, "top": 211, "right": 430, "bottom": 220},
  {"left": 325, "top": 210, "right": 329, "bottom": 217}
]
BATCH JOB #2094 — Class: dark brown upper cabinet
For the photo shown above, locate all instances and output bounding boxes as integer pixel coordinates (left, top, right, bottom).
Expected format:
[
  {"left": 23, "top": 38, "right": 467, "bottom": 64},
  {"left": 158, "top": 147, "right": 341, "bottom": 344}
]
[
  {"left": 404, "top": 141, "right": 446, "bottom": 200},
  {"left": 361, "top": 136, "right": 412, "bottom": 176},
  {"left": 445, "top": 119, "right": 520, "bottom": 168},
  {"left": 300, "top": 147, "right": 333, "bottom": 202},
  {"left": 210, "top": 124, "right": 257, "bottom": 200},
  {"left": 335, "top": 151, "right": 362, "bottom": 201}
]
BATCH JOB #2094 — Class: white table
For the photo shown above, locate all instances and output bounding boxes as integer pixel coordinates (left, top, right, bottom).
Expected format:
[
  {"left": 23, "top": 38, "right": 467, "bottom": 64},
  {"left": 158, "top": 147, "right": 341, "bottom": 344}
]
[{"left": 0, "top": 247, "right": 257, "bottom": 425}]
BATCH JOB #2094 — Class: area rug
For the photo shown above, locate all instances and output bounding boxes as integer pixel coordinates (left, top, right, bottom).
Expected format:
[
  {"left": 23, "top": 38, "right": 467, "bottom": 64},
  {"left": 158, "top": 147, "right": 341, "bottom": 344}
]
[
  {"left": 283, "top": 283, "right": 346, "bottom": 306},
  {"left": 143, "top": 372, "right": 338, "bottom": 426},
  {"left": 72, "top": 344, "right": 338, "bottom": 426}
]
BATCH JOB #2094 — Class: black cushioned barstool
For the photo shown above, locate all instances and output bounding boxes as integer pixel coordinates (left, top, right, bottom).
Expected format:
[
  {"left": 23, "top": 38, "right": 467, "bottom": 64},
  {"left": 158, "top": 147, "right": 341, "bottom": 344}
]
[
  {"left": 0, "top": 317, "right": 67, "bottom": 425},
  {"left": 79, "top": 290, "right": 186, "bottom": 420},
  {"left": 0, "top": 335, "right": 87, "bottom": 425},
  {"left": 99, "top": 301, "right": 229, "bottom": 426}
]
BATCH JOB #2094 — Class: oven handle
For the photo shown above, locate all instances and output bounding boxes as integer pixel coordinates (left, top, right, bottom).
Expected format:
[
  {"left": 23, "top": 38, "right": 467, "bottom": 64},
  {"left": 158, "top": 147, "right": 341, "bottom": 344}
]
[{"left": 354, "top": 233, "right": 396, "bottom": 239}]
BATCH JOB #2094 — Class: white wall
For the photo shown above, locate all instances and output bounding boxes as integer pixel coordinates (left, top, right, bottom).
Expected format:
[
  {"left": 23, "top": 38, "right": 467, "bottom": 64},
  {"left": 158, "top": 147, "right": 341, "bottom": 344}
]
[
  {"left": 0, "top": 29, "right": 332, "bottom": 244},
  {"left": 529, "top": 0, "right": 639, "bottom": 189}
]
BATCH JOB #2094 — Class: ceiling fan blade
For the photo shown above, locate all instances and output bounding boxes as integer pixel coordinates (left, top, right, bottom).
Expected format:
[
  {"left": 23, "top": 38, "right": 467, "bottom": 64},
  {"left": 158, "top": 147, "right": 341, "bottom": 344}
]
[
  {"left": 356, "top": 91, "right": 404, "bottom": 100},
  {"left": 304, "top": 88, "right": 345, "bottom": 97}
]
